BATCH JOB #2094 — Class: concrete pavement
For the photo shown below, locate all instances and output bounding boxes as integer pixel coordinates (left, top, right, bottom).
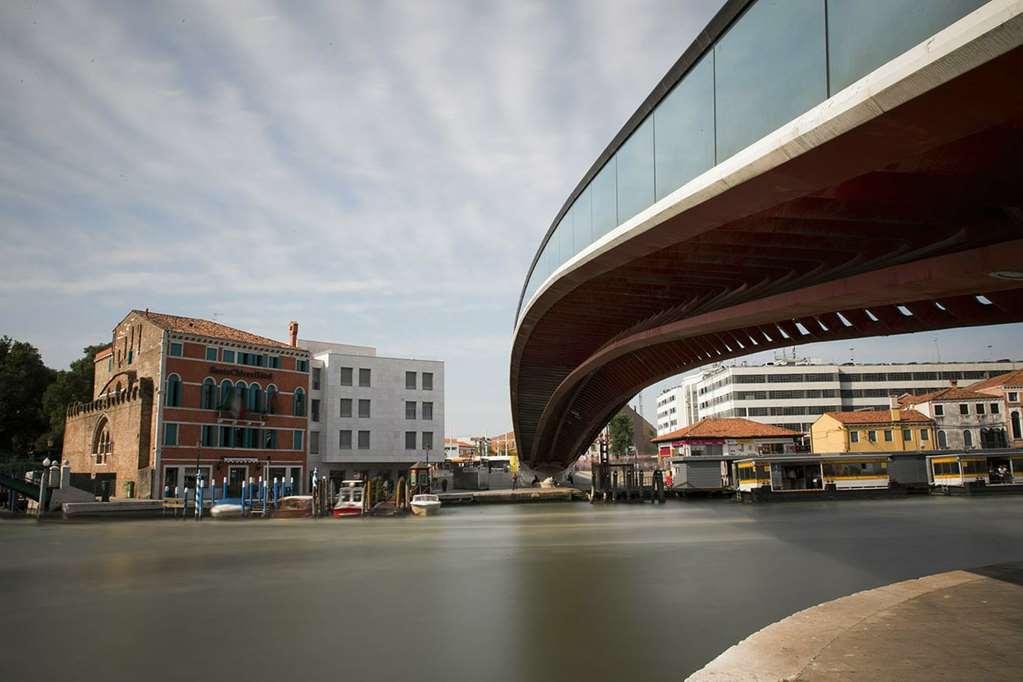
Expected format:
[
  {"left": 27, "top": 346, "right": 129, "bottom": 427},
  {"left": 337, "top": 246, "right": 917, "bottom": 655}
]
[{"left": 688, "top": 562, "right": 1023, "bottom": 681}]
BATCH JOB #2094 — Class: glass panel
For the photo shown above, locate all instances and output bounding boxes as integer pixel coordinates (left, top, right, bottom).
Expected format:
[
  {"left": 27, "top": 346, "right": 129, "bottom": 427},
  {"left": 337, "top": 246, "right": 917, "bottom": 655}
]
[
  {"left": 558, "top": 214, "right": 573, "bottom": 269},
  {"left": 714, "top": 0, "right": 827, "bottom": 161},
  {"left": 828, "top": 0, "right": 985, "bottom": 93},
  {"left": 616, "top": 116, "right": 654, "bottom": 224},
  {"left": 655, "top": 53, "right": 715, "bottom": 200},
  {"left": 572, "top": 187, "right": 592, "bottom": 256},
  {"left": 591, "top": 158, "right": 617, "bottom": 240}
]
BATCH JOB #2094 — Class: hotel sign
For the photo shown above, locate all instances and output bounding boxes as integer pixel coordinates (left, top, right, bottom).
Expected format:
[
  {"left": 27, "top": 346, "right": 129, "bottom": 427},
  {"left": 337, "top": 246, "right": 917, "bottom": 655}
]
[{"left": 208, "top": 365, "right": 273, "bottom": 380}]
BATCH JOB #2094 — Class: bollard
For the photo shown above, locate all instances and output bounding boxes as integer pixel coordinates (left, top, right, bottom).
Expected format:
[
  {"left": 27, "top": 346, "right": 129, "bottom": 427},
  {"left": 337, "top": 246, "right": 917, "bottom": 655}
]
[{"left": 222, "top": 477, "right": 228, "bottom": 501}]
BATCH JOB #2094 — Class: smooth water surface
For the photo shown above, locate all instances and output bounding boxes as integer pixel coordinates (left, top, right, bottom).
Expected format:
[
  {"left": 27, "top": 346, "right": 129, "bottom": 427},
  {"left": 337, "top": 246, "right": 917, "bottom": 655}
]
[{"left": 2, "top": 497, "right": 1022, "bottom": 681}]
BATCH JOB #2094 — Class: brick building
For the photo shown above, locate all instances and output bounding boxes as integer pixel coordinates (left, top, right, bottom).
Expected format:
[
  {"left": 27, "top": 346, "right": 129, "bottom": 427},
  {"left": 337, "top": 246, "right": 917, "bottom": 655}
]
[{"left": 62, "top": 310, "right": 310, "bottom": 498}]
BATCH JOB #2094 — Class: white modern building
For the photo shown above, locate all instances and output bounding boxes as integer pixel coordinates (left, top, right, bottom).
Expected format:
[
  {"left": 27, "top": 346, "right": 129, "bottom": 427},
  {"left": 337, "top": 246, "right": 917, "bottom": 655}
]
[
  {"left": 664, "top": 360, "right": 1020, "bottom": 437},
  {"left": 301, "top": 339, "right": 444, "bottom": 486},
  {"left": 656, "top": 374, "right": 701, "bottom": 435}
]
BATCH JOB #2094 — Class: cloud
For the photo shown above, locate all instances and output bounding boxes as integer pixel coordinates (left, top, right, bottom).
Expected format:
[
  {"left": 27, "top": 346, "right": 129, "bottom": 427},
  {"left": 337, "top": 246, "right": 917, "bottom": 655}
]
[{"left": 8, "top": 0, "right": 1014, "bottom": 437}]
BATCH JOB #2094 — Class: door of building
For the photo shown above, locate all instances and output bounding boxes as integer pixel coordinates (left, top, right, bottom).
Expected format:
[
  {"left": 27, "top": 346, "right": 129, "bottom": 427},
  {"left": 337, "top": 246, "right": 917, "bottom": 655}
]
[{"left": 229, "top": 466, "right": 247, "bottom": 497}]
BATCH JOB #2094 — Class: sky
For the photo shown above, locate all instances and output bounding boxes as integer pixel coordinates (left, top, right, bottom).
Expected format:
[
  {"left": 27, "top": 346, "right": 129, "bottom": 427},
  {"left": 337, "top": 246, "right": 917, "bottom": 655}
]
[{"left": 2, "top": 0, "right": 1022, "bottom": 436}]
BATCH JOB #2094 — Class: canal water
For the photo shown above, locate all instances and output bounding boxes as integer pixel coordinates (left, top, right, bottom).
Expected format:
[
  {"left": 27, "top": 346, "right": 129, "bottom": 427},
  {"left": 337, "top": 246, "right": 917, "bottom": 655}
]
[{"left": 2, "top": 497, "right": 1023, "bottom": 681}]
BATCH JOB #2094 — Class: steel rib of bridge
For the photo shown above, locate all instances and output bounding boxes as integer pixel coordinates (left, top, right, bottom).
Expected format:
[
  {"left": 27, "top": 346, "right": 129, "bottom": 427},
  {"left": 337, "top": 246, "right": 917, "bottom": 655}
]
[{"left": 511, "top": 42, "right": 1023, "bottom": 471}]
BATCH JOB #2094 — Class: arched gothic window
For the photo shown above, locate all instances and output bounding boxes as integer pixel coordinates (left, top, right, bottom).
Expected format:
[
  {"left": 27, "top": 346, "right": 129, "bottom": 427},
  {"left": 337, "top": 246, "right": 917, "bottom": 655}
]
[
  {"left": 248, "top": 383, "right": 262, "bottom": 412},
  {"left": 200, "top": 378, "right": 216, "bottom": 410},
  {"left": 963, "top": 430, "right": 973, "bottom": 448},
  {"left": 219, "top": 380, "right": 233, "bottom": 409},
  {"left": 93, "top": 418, "right": 112, "bottom": 465},
  {"left": 235, "top": 381, "right": 248, "bottom": 412},
  {"left": 165, "top": 373, "right": 182, "bottom": 407},
  {"left": 937, "top": 430, "right": 947, "bottom": 449},
  {"left": 293, "top": 387, "right": 306, "bottom": 417},
  {"left": 265, "top": 385, "right": 277, "bottom": 414}
]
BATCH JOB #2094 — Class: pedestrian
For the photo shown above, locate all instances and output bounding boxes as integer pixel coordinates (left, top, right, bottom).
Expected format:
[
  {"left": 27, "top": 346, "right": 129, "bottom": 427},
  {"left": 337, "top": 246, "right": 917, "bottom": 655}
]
[{"left": 512, "top": 472, "right": 519, "bottom": 490}]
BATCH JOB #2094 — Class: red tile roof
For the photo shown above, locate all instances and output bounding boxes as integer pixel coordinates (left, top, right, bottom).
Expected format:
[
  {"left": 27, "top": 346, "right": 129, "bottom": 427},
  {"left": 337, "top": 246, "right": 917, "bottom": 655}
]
[
  {"left": 899, "top": 385, "right": 996, "bottom": 405},
  {"left": 134, "top": 310, "right": 294, "bottom": 349},
  {"left": 652, "top": 418, "right": 801, "bottom": 443},
  {"left": 823, "top": 409, "right": 931, "bottom": 425},
  {"left": 968, "top": 369, "right": 1023, "bottom": 392}
]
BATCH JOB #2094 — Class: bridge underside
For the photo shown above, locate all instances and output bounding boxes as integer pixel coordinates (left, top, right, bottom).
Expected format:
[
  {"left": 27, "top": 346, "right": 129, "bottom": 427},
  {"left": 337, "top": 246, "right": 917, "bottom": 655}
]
[{"left": 512, "top": 44, "right": 1023, "bottom": 472}]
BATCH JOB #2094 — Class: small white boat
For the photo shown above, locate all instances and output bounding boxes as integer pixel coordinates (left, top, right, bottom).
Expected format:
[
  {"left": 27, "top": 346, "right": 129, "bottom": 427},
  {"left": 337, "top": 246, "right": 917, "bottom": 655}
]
[
  {"left": 210, "top": 503, "right": 243, "bottom": 518},
  {"left": 410, "top": 493, "right": 441, "bottom": 516}
]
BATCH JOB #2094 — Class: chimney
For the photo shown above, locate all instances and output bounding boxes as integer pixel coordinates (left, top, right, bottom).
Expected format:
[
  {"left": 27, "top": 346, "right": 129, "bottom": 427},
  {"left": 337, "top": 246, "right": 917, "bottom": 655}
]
[
  {"left": 889, "top": 395, "right": 900, "bottom": 422},
  {"left": 288, "top": 321, "right": 299, "bottom": 347}
]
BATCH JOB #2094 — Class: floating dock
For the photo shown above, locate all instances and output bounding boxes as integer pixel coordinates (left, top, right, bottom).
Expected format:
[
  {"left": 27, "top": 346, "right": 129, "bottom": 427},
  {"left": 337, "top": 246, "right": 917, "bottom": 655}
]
[{"left": 436, "top": 487, "right": 585, "bottom": 505}]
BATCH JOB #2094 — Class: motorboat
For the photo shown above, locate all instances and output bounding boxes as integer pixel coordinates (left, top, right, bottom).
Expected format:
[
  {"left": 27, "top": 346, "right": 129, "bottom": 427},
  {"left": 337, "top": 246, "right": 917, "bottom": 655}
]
[
  {"left": 410, "top": 493, "right": 441, "bottom": 516},
  {"left": 275, "top": 495, "right": 313, "bottom": 518},
  {"left": 210, "top": 503, "right": 243, "bottom": 518},
  {"left": 332, "top": 480, "right": 365, "bottom": 518}
]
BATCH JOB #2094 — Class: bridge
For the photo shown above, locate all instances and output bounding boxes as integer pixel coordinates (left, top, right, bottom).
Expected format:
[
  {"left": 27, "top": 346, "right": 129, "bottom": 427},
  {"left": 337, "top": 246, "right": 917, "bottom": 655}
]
[{"left": 511, "top": 0, "right": 1023, "bottom": 472}]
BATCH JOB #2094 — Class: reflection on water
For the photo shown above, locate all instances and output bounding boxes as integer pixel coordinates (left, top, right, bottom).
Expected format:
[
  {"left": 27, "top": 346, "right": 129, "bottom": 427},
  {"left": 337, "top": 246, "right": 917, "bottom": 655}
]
[{"left": 2, "top": 498, "right": 1023, "bottom": 681}]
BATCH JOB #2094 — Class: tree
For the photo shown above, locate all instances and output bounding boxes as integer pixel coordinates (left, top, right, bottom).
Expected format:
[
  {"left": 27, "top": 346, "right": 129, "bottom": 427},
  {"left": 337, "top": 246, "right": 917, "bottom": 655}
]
[
  {"left": 608, "top": 413, "right": 634, "bottom": 458},
  {"left": 0, "top": 337, "right": 54, "bottom": 459},
  {"left": 39, "top": 343, "right": 108, "bottom": 452}
]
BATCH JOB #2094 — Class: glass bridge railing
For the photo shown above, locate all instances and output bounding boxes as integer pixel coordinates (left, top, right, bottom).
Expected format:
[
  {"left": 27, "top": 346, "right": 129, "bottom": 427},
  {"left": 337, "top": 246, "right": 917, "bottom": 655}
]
[{"left": 516, "top": 0, "right": 988, "bottom": 324}]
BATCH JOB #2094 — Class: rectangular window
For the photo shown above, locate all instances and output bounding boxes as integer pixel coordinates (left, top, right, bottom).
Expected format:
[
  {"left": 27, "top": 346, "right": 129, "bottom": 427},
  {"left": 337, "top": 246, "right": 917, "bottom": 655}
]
[
  {"left": 358, "top": 399, "right": 371, "bottom": 419},
  {"left": 339, "top": 430, "right": 352, "bottom": 449},
  {"left": 934, "top": 404, "right": 944, "bottom": 416},
  {"left": 264, "top": 429, "right": 277, "bottom": 449},
  {"left": 405, "top": 431, "right": 417, "bottom": 450},
  {"left": 312, "top": 367, "right": 321, "bottom": 390},
  {"left": 107, "top": 356, "right": 113, "bottom": 371},
  {"left": 405, "top": 401, "right": 417, "bottom": 420},
  {"left": 294, "top": 358, "right": 307, "bottom": 372},
  {"left": 991, "top": 403, "right": 1000, "bottom": 414},
  {"left": 422, "top": 402, "right": 433, "bottom": 420},
  {"left": 310, "top": 431, "right": 319, "bottom": 455},
  {"left": 850, "top": 431, "right": 860, "bottom": 443},
  {"left": 340, "top": 367, "right": 353, "bottom": 386},
  {"left": 127, "top": 349, "right": 134, "bottom": 364},
  {"left": 220, "top": 426, "right": 233, "bottom": 448},
  {"left": 340, "top": 399, "right": 353, "bottom": 418},
  {"left": 976, "top": 403, "right": 985, "bottom": 415},
  {"left": 311, "top": 399, "right": 320, "bottom": 423},
  {"left": 357, "top": 430, "right": 370, "bottom": 449},
  {"left": 423, "top": 372, "right": 433, "bottom": 391},
  {"left": 169, "top": 342, "right": 183, "bottom": 357},
  {"left": 959, "top": 404, "right": 969, "bottom": 415},
  {"left": 164, "top": 423, "right": 178, "bottom": 446},
  {"left": 405, "top": 371, "right": 417, "bottom": 390},
  {"left": 206, "top": 347, "right": 218, "bottom": 361},
  {"left": 201, "top": 424, "right": 216, "bottom": 447},
  {"left": 268, "top": 356, "right": 279, "bottom": 369},
  {"left": 921, "top": 429, "right": 930, "bottom": 442},
  {"left": 359, "top": 368, "right": 371, "bottom": 387},
  {"left": 867, "top": 430, "right": 877, "bottom": 443},
  {"left": 293, "top": 430, "right": 304, "bottom": 451},
  {"left": 1009, "top": 392, "right": 1019, "bottom": 403},
  {"left": 222, "top": 349, "right": 235, "bottom": 363},
  {"left": 883, "top": 429, "right": 893, "bottom": 442},
  {"left": 422, "top": 432, "right": 433, "bottom": 451}
]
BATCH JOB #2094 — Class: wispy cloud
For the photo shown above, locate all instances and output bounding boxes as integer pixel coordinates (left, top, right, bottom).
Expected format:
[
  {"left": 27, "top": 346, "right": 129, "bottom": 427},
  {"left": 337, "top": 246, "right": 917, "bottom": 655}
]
[{"left": 9, "top": 1, "right": 1012, "bottom": 435}]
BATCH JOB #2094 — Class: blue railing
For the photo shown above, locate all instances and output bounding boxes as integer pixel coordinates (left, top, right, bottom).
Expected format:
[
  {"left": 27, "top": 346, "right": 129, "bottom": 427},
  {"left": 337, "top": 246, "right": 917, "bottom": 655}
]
[{"left": 516, "top": 0, "right": 988, "bottom": 323}]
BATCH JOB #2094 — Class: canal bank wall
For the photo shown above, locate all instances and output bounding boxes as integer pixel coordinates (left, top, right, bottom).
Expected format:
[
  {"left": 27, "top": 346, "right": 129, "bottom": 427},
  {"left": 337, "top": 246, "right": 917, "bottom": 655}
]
[{"left": 687, "top": 562, "right": 1023, "bottom": 681}]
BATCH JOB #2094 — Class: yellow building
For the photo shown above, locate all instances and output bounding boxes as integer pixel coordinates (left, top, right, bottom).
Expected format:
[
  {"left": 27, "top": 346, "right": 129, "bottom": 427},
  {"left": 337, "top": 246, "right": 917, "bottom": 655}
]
[{"left": 811, "top": 406, "right": 935, "bottom": 454}]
